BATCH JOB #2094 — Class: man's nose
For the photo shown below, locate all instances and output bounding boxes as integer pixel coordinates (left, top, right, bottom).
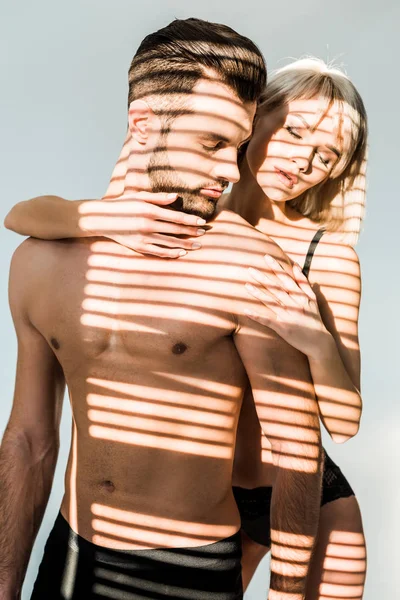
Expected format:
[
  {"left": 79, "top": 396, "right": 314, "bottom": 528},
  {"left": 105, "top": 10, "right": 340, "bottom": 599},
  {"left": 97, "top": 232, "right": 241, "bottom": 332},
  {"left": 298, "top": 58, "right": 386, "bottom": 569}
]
[{"left": 213, "top": 155, "right": 241, "bottom": 184}]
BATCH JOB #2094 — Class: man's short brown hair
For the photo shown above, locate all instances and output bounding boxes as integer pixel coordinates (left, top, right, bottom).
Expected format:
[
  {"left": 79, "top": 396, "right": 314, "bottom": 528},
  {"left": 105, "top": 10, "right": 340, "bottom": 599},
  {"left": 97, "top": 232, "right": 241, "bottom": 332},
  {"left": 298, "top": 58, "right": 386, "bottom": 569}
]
[{"left": 128, "top": 18, "right": 266, "bottom": 119}]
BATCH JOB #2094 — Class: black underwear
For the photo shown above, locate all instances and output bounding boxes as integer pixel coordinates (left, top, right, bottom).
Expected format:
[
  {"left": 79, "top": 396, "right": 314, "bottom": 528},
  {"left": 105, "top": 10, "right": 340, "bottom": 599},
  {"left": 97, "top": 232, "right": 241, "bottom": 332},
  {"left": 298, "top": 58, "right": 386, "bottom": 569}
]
[
  {"left": 232, "top": 451, "right": 355, "bottom": 547},
  {"left": 31, "top": 512, "right": 243, "bottom": 599}
]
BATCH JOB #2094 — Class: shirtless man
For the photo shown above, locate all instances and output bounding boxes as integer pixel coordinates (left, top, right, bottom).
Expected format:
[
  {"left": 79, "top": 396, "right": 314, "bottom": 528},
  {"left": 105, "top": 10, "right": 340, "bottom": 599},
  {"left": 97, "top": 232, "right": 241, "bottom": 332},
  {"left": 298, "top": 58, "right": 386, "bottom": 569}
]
[{"left": 0, "top": 18, "right": 322, "bottom": 600}]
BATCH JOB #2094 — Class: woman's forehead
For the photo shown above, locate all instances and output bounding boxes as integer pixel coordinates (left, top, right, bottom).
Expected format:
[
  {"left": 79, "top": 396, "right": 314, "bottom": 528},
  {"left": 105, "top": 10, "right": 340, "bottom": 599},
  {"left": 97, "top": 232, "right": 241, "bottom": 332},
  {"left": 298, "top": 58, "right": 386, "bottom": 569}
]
[
  {"left": 287, "top": 97, "right": 345, "bottom": 123},
  {"left": 287, "top": 97, "right": 353, "bottom": 149}
]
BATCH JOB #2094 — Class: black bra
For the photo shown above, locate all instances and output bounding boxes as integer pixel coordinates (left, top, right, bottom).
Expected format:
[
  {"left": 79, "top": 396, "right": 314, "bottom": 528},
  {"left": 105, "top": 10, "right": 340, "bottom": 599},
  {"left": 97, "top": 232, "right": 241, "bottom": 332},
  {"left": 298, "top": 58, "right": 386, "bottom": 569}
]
[{"left": 302, "top": 228, "right": 325, "bottom": 278}]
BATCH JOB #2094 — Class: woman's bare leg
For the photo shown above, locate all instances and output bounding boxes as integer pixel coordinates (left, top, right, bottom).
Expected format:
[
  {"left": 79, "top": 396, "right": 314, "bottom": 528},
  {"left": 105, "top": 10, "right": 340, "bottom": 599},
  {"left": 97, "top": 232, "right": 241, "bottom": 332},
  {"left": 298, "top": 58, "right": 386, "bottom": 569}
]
[
  {"left": 240, "top": 530, "right": 270, "bottom": 592},
  {"left": 305, "top": 496, "right": 366, "bottom": 600},
  {"left": 240, "top": 496, "right": 366, "bottom": 598}
]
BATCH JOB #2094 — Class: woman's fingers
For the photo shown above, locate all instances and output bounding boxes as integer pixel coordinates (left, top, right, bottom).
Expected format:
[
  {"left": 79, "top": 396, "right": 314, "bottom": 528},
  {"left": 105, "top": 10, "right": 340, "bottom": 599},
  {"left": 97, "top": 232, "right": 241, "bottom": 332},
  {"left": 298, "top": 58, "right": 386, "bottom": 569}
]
[
  {"left": 81, "top": 191, "right": 210, "bottom": 258},
  {"left": 152, "top": 205, "right": 207, "bottom": 227},
  {"left": 134, "top": 191, "right": 180, "bottom": 205},
  {"left": 292, "top": 263, "right": 317, "bottom": 300},
  {"left": 244, "top": 307, "right": 278, "bottom": 331},
  {"left": 245, "top": 283, "right": 285, "bottom": 318},
  {"left": 147, "top": 220, "right": 207, "bottom": 236},
  {"left": 110, "top": 232, "right": 202, "bottom": 255},
  {"left": 248, "top": 267, "right": 298, "bottom": 308},
  {"left": 263, "top": 255, "right": 302, "bottom": 293},
  {"left": 135, "top": 192, "right": 207, "bottom": 226},
  {"left": 85, "top": 215, "right": 206, "bottom": 237},
  {"left": 88, "top": 194, "right": 207, "bottom": 228},
  {"left": 140, "top": 244, "right": 188, "bottom": 259},
  {"left": 110, "top": 235, "right": 189, "bottom": 258},
  {"left": 144, "top": 233, "right": 203, "bottom": 250}
]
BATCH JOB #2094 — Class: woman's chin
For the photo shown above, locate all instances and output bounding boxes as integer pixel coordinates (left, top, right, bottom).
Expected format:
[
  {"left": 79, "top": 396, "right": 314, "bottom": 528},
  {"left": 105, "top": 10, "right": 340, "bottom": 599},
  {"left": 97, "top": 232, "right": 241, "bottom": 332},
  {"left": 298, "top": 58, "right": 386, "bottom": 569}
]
[{"left": 260, "top": 187, "right": 290, "bottom": 203}]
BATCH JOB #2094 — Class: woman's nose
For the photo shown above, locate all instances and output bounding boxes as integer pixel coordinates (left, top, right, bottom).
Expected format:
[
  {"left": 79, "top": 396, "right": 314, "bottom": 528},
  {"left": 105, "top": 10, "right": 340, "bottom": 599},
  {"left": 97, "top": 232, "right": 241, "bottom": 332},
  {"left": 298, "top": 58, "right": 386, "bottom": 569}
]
[{"left": 290, "top": 145, "right": 313, "bottom": 173}]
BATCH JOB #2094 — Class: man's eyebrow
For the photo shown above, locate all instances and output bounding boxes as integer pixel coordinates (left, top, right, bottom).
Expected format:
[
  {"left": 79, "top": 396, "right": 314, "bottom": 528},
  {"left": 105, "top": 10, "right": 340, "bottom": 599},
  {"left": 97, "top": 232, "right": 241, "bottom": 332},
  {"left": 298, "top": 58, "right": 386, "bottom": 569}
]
[
  {"left": 199, "top": 132, "right": 230, "bottom": 144},
  {"left": 199, "top": 131, "right": 252, "bottom": 147}
]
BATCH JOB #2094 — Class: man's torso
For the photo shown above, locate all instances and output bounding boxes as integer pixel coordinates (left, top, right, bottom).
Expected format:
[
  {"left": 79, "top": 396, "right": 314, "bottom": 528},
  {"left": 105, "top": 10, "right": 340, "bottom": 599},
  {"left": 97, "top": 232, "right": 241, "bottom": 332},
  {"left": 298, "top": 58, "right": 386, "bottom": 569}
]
[{"left": 23, "top": 208, "right": 278, "bottom": 549}]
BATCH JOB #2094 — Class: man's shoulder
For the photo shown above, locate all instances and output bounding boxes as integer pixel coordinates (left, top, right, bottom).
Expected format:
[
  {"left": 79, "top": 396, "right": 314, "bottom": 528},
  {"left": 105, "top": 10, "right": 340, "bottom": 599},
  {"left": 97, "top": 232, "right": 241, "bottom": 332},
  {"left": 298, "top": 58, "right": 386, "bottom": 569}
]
[
  {"left": 213, "top": 207, "right": 260, "bottom": 234},
  {"left": 11, "top": 237, "right": 62, "bottom": 269},
  {"left": 202, "top": 209, "right": 290, "bottom": 288},
  {"left": 10, "top": 237, "right": 83, "bottom": 286},
  {"left": 11, "top": 237, "right": 44, "bottom": 269},
  {"left": 211, "top": 208, "right": 284, "bottom": 257}
]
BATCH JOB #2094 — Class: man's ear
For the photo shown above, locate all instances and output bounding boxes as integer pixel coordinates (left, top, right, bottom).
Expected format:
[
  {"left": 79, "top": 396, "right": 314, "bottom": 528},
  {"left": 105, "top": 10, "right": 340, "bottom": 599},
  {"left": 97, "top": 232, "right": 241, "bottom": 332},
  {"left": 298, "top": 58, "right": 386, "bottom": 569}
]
[{"left": 128, "top": 100, "right": 155, "bottom": 144}]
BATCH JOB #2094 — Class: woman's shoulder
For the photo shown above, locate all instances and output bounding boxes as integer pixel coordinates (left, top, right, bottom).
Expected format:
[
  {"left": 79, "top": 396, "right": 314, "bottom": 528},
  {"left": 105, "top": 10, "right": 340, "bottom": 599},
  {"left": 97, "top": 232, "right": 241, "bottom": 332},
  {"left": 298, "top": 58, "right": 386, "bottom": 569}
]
[
  {"left": 288, "top": 204, "right": 361, "bottom": 271},
  {"left": 317, "top": 231, "right": 360, "bottom": 265},
  {"left": 309, "top": 231, "right": 361, "bottom": 290}
]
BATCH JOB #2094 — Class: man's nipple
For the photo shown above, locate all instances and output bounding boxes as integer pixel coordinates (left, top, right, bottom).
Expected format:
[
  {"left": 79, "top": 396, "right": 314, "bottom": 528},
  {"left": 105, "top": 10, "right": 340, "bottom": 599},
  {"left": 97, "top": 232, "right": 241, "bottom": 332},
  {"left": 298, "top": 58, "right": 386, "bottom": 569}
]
[
  {"left": 50, "top": 337, "right": 60, "bottom": 350},
  {"left": 100, "top": 480, "right": 115, "bottom": 493},
  {"left": 172, "top": 342, "right": 188, "bottom": 355}
]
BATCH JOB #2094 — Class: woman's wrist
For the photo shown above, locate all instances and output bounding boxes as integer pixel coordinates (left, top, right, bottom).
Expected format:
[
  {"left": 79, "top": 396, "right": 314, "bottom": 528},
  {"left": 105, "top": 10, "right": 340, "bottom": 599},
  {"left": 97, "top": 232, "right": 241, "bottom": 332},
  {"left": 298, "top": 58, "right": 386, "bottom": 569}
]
[
  {"left": 306, "top": 330, "right": 336, "bottom": 362},
  {"left": 76, "top": 200, "right": 106, "bottom": 238},
  {"left": 268, "top": 591, "right": 304, "bottom": 600}
]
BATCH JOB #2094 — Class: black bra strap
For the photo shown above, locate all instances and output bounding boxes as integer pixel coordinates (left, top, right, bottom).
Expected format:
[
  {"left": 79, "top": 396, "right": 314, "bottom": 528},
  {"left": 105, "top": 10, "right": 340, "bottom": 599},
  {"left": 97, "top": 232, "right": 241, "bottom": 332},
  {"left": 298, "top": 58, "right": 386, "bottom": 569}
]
[{"left": 302, "top": 229, "right": 325, "bottom": 278}]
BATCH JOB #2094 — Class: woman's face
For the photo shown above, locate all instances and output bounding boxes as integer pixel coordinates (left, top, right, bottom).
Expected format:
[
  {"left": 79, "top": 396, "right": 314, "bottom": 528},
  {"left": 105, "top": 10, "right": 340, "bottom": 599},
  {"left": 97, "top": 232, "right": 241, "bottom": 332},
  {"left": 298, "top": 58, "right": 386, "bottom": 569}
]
[{"left": 246, "top": 97, "right": 350, "bottom": 202}]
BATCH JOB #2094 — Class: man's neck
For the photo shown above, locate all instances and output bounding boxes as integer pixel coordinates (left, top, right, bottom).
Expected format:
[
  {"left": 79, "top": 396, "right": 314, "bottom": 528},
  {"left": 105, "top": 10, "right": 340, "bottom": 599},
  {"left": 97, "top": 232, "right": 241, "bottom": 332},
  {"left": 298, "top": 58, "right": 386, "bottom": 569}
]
[{"left": 103, "top": 132, "right": 150, "bottom": 200}]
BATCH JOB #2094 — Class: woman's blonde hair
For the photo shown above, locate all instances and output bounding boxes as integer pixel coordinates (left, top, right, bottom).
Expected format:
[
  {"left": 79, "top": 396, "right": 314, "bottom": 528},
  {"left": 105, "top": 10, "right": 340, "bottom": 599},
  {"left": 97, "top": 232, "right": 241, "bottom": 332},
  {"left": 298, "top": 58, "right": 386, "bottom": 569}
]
[{"left": 257, "top": 58, "right": 368, "bottom": 245}]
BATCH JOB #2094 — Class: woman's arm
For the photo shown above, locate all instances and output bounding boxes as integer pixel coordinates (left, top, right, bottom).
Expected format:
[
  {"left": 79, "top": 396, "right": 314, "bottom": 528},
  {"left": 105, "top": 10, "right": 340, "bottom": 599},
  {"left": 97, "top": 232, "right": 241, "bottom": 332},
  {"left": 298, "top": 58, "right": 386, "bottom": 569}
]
[
  {"left": 4, "top": 196, "right": 90, "bottom": 239},
  {"left": 3, "top": 193, "right": 207, "bottom": 258},
  {"left": 306, "top": 241, "right": 362, "bottom": 443},
  {"left": 244, "top": 241, "right": 362, "bottom": 443}
]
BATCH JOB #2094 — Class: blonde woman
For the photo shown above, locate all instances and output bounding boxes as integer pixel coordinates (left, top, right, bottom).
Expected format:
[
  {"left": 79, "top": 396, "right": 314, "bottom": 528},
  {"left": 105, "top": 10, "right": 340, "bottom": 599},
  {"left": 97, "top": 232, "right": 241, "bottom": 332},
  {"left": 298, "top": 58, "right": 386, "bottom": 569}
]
[{"left": 5, "top": 58, "right": 368, "bottom": 599}]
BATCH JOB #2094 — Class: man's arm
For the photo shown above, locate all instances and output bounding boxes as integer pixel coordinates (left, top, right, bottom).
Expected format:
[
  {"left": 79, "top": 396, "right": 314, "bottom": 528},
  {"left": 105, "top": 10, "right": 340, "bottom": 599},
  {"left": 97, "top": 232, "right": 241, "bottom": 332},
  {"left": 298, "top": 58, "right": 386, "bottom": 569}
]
[
  {"left": 234, "top": 300, "right": 323, "bottom": 599},
  {"left": 0, "top": 245, "right": 65, "bottom": 599}
]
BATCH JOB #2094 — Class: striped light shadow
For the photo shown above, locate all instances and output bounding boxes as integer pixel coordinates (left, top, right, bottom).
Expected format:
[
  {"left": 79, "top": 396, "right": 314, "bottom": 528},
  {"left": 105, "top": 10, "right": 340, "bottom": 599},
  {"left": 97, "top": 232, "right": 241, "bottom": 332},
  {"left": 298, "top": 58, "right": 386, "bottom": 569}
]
[
  {"left": 316, "top": 530, "right": 366, "bottom": 600},
  {"left": 86, "top": 378, "right": 237, "bottom": 460},
  {"left": 76, "top": 209, "right": 288, "bottom": 473},
  {"left": 90, "top": 503, "right": 235, "bottom": 549},
  {"left": 86, "top": 378, "right": 238, "bottom": 410},
  {"left": 262, "top": 375, "right": 361, "bottom": 442},
  {"left": 268, "top": 529, "right": 317, "bottom": 597},
  {"left": 237, "top": 372, "right": 320, "bottom": 474},
  {"left": 79, "top": 237, "right": 287, "bottom": 339}
]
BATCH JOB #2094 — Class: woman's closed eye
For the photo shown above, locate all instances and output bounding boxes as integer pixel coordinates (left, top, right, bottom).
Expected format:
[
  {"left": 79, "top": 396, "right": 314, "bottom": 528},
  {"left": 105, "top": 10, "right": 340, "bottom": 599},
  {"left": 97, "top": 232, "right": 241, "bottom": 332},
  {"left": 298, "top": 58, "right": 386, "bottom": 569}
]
[
  {"left": 285, "top": 125, "right": 302, "bottom": 140},
  {"left": 318, "top": 153, "right": 331, "bottom": 167}
]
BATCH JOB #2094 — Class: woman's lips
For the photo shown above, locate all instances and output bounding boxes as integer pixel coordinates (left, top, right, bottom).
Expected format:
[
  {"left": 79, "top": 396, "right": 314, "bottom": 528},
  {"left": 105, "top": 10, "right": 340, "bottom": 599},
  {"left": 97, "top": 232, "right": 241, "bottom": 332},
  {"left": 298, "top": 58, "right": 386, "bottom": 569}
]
[{"left": 274, "top": 167, "right": 297, "bottom": 189}]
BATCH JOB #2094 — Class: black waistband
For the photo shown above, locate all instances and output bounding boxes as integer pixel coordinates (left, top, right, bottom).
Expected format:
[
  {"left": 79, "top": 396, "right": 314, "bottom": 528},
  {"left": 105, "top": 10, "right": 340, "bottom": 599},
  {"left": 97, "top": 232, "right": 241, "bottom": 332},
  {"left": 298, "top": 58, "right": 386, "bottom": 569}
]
[{"left": 51, "top": 511, "right": 242, "bottom": 567}]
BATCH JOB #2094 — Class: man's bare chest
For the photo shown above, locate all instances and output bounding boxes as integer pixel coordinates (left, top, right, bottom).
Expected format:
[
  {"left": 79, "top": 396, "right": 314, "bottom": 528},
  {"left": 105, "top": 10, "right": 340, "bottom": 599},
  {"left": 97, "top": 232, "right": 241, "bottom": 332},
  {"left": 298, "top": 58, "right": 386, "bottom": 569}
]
[{"left": 29, "top": 243, "right": 246, "bottom": 373}]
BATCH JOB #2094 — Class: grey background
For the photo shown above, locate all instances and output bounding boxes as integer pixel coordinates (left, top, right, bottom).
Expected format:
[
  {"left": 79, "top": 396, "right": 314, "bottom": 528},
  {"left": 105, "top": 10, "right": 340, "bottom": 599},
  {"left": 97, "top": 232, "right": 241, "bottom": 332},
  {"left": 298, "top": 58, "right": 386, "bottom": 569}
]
[{"left": 0, "top": 1, "right": 398, "bottom": 598}]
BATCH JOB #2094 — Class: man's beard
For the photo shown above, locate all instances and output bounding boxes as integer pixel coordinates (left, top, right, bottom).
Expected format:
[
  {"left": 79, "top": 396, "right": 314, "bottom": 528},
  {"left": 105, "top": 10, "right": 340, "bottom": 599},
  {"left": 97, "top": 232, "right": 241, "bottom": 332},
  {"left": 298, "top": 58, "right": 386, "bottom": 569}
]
[{"left": 148, "top": 146, "right": 222, "bottom": 222}]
